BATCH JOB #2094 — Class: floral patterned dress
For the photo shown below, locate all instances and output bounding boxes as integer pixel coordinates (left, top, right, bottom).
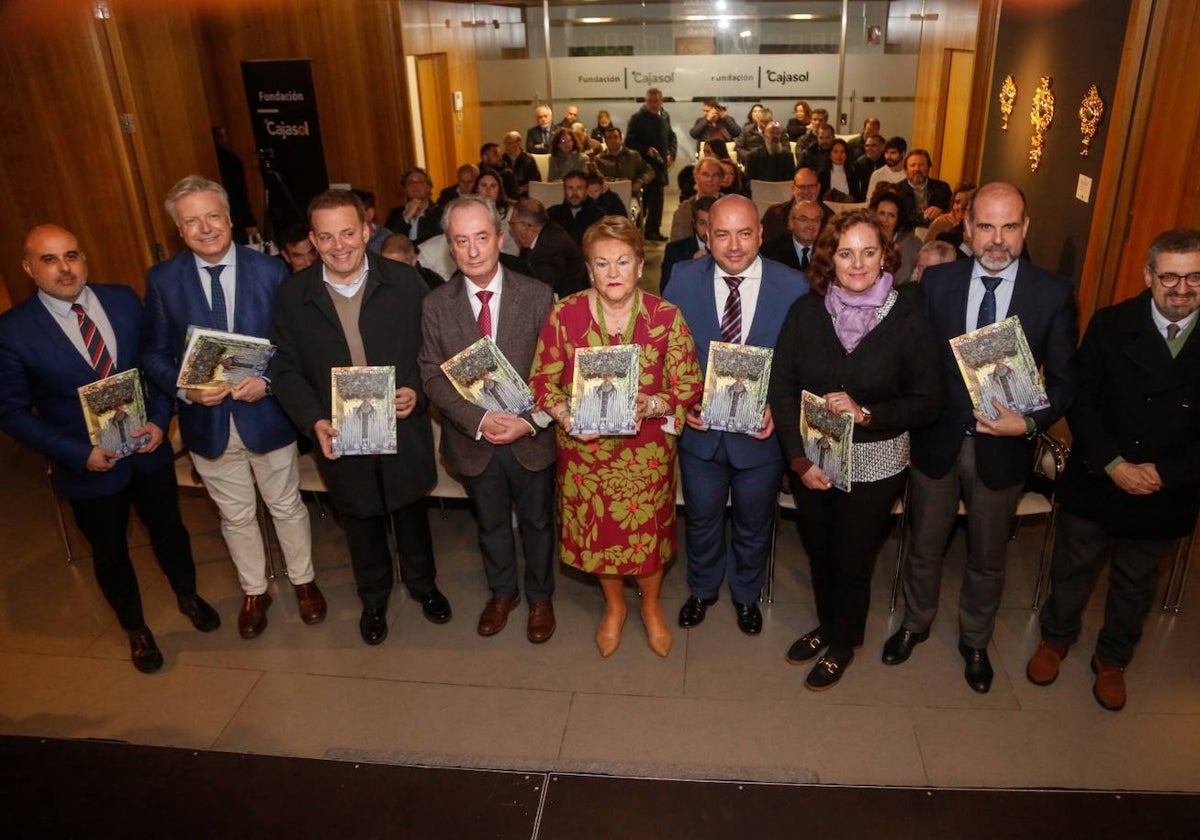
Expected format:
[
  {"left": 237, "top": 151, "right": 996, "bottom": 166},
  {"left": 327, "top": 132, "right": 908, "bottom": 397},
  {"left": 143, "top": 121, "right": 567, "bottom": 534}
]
[{"left": 531, "top": 292, "right": 701, "bottom": 575}]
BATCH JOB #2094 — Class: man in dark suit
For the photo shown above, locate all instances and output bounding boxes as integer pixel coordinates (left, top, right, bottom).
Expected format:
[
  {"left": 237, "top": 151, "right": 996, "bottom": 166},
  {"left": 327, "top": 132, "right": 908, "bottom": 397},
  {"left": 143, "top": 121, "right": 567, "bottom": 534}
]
[
  {"left": 761, "top": 199, "right": 823, "bottom": 273},
  {"left": 503, "top": 132, "right": 542, "bottom": 198},
  {"left": 509, "top": 199, "right": 590, "bottom": 299},
  {"left": 1028, "top": 229, "right": 1200, "bottom": 711},
  {"left": 269, "top": 189, "right": 452, "bottom": 646},
  {"left": 660, "top": 196, "right": 714, "bottom": 294},
  {"left": 144, "top": 176, "right": 324, "bottom": 641},
  {"left": 525, "top": 105, "right": 554, "bottom": 154},
  {"left": 547, "top": 170, "right": 606, "bottom": 247},
  {"left": 760, "top": 168, "right": 832, "bottom": 244},
  {"left": 664, "top": 195, "right": 809, "bottom": 635},
  {"left": 894, "top": 149, "right": 952, "bottom": 229},
  {"left": 435, "top": 164, "right": 480, "bottom": 209},
  {"left": 0, "top": 224, "right": 220, "bottom": 672},
  {"left": 624, "top": 87, "right": 676, "bottom": 241},
  {"left": 883, "top": 182, "right": 1078, "bottom": 693},
  {"left": 384, "top": 168, "right": 443, "bottom": 246},
  {"left": 420, "top": 195, "right": 558, "bottom": 643}
]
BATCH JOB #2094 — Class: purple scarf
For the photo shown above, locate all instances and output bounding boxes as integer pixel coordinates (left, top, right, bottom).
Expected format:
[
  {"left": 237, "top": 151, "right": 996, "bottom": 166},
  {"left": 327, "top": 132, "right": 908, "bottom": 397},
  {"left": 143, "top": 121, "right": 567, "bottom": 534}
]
[{"left": 824, "top": 272, "right": 895, "bottom": 352}]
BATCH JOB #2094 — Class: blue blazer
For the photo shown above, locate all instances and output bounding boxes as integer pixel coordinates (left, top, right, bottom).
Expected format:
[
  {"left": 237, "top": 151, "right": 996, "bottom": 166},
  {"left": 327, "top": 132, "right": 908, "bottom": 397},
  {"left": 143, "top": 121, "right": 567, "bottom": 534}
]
[
  {"left": 0, "top": 285, "right": 173, "bottom": 500},
  {"left": 143, "top": 245, "right": 295, "bottom": 459},
  {"left": 665, "top": 255, "right": 809, "bottom": 468},
  {"left": 911, "top": 258, "right": 1078, "bottom": 488}
]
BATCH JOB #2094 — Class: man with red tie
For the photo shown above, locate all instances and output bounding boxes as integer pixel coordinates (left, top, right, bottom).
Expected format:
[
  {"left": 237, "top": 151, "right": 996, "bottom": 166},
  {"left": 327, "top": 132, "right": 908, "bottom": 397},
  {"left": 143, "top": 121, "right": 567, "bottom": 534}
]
[{"left": 0, "top": 225, "right": 220, "bottom": 673}]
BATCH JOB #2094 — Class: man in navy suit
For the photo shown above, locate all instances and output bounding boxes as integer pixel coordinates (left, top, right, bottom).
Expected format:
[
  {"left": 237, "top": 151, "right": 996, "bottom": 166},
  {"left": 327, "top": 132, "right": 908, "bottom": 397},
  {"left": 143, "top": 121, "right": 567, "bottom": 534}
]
[
  {"left": 144, "top": 176, "right": 324, "bottom": 641},
  {"left": 665, "top": 195, "right": 809, "bottom": 634},
  {"left": 882, "top": 182, "right": 1078, "bottom": 693},
  {"left": 0, "top": 225, "right": 220, "bottom": 673}
]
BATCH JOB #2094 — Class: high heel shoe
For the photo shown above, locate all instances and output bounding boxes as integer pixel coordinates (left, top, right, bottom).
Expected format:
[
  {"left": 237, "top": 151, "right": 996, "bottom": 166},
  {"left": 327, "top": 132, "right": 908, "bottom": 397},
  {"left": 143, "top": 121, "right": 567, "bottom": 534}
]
[
  {"left": 596, "top": 608, "right": 626, "bottom": 658},
  {"left": 641, "top": 602, "right": 672, "bottom": 658}
]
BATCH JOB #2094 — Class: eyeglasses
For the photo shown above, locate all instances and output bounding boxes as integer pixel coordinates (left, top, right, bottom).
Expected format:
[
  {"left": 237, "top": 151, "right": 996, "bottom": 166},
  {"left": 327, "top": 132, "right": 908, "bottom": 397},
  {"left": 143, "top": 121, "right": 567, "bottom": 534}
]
[{"left": 1156, "top": 272, "right": 1200, "bottom": 288}]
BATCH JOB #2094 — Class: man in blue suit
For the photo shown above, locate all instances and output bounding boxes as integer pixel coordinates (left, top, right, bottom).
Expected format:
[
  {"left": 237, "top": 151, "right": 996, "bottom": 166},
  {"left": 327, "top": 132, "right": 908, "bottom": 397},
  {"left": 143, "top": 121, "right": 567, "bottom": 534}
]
[
  {"left": 665, "top": 195, "right": 809, "bottom": 634},
  {"left": 144, "top": 176, "right": 324, "bottom": 640},
  {"left": 882, "top": 182, "right": 1078, "bottom": 694},
  {"left": 0, "top": 225, "right": 220, "bottom": 673}
]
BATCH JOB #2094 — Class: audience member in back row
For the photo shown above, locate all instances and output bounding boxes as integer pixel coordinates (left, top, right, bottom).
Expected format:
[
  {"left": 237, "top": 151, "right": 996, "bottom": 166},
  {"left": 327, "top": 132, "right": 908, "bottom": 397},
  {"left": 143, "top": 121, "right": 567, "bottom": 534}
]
[
  {"left": 590, "top": 110, "right": 615, "bottom": 149},
  {"left": 894, "top": 149, "right": 952, "bottom": 228},
  {"left": 762, "top": 199, "right": 823, "bottom": 274},
  {"left": 436, "top": 164, "right": 479, "bottom": 208},
  {"left": 509, "top": 198, "right": 590, "bottom": 299},
  {"left": 474, "top": 169, "right": 521, "bottom": 255},
  {"left": 547, "top": 170, "right": 606, "bottom": 247},
  {"left": 660, "top": 195, "right": 715, "bottom": 294},
  {"left": 866, "top": 136, "right": 908, "bottom": 200},
  {"left": 820, "top": 138, "right": 865, "bottom": 203},
  {"left": 851, "top": 133, "right": 887, "bottom": 189},
  {"left": 381, "top": 232, "right": 445, "bottom": 291},
  {"left": 548, "top": 127, "right": 590, "bottom": 182},
  {"left": 503, "top": 131, "right": 543, "bottom": 198},
  {"left": 690, "top": 98, "right": 742, "bottom": 152},
  {"left": 786, "top": 100, "right": 812, "bottom": 142},
  {"left": 761, "top": 168, "right": 832, "bottom": 244},
  {"left": 872, "top": 190, "right": 923, "bottom": 285},
  {"left": 525, "top": 104, "right": 554, "bottom": 154},
  {"left": 911, "top": 240, "right": 958, "bottom": 282},
  {"left": 480, "top": 142, "right": 519, "bottom": 200},
  {"left": 798, "top": 122, "right": 836, "bottom": 176},
  {"left": 669, "top": 156, "right": 724, "bottom": 243},
  {"left": 586, "top": 172, "right": 627, "bottom": 218},
  {"left": 742, "top": 121, "right": 796, "bottom": 184},
  {"left": 846, "top": 117, "right": 882, "bottom": 162},
  {"left": 928, "top": 182, "right": 977, "bottom": 256},
  {"left": 385, "top": 167, "right": 443, "bottom": 245},
  {"left": 734, "top": 106, "right": 773, "bottom": 157},
  {"left": 592, "top": 126, "right": 654, "bottom": 192},
  {"left": 278, "top": 222, "right": 316, "bottom": 273},
  {"left": 351, "top": 189, "right": 393, "bottom": 254}
]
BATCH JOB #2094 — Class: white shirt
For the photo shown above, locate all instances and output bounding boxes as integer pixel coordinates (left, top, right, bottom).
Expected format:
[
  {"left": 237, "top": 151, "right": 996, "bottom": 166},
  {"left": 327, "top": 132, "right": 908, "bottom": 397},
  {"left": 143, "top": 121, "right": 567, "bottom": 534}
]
[
  {"left": 829, "top": 165, "right": 850, "bottom": 197},
  {"left": 322, "top": 259, "right": 370, "bottom": 298},
  {"left": 39, "top": 286, "right": 118, "bottom": 368},
  {"left": 193, "top": 247, "right": 238, "bottom": 323},
  {"left": 465, "top": 267, "right": 503, "bottom": 337},
  {"left": 1150, "top": 296, "right": 1198, "bottom": 340},
  {"left": 712, "top": 256, "right": 764, "bottom": 344},
  {"left": 964, "top": 259, "right": 1020, "bottom": 334},
  {"left": 792, "top": 239, "right": 814, "bottom": 267},
  {"left": 866, "top": 165, "right": 906, "bottom": 201}
]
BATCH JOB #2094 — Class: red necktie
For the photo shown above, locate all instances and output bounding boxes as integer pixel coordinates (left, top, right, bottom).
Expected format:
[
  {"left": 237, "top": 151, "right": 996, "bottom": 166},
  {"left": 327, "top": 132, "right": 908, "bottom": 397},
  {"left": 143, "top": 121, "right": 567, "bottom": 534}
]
[
  {"left": 71, "top": 303, "right": 114, "bottom": 378},
  {"left": 720, "top": 276, "right": 743, "bottom": 344},
  {"left": 477, "top": 290, "right": 494, "bottom": 338}
]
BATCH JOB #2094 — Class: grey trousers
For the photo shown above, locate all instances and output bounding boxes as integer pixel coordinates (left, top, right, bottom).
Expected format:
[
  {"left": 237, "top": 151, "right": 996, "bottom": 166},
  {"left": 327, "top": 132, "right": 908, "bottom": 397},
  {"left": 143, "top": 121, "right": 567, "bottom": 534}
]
[{"left": 902, "top": 438, "right": 1024, "bottom": 648}]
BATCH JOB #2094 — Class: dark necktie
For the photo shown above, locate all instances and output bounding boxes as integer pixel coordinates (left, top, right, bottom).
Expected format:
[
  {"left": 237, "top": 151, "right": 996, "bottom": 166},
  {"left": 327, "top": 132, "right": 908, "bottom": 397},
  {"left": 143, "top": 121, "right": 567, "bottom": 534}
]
[
  {"left": 976, "top": 275, "right": 1002, "bottom": 330},
  {"left": 800, "top": 246, "right": 810, "bottom": 271},
  {"left": 206, "top": 265, "right": 229, "bottom": 331},
  {"left": 721, "top": 276, "right": 743, "bottom": 344},
  {"left": 1167, "top": 323, "right": 1180, "bottom": 341},
  {"left": 71, "top": 303, "right": 114, "bottom": 378},
  {"left": 477, "top": 290, "right": 494, "bottom": 338}
]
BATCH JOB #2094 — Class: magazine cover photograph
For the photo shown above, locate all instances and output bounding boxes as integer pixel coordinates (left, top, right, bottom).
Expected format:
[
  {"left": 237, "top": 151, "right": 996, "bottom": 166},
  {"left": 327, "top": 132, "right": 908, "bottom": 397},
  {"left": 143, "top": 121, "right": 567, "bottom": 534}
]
[
  {"left": 78, "top": 369, "right": 150, "bottom": 459},
  {"left": 799, "top": 390, "right": 853, "bottom": 493},
  {"left": 440, "top": 336, "right": 534, "bottom": 415},
  {"left": 950, "top": 315, "right": 1049, "bottom": 420},
  {"left": 176, "top": 326, "right": 275, "bottom": 390},
  {"left": 700, "top": 341, "right": 773, "bottom": 435},
  {"left": 330, "top": 366, "right": 397, "bottom": 456},
  {"left": 569, "top": 344, "right": 640, "bottom": 436}
]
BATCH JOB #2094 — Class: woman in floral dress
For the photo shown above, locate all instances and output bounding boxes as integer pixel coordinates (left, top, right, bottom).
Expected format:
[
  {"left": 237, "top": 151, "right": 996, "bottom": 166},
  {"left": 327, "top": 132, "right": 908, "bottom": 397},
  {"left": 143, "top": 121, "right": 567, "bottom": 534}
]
[{"left": 531, "top": 216, "right": 701, "bottom": 658}]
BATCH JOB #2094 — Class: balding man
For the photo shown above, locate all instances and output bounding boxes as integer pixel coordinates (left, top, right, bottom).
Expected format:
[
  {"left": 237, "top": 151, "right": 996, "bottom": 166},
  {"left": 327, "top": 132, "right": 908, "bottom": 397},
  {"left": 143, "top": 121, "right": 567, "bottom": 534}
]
[
  {"left": 503, "top": 131, "right": 542, "bottom": 198},
  {"left": 0, "top": 225, "right": 220, "bottom": 672},
  {"left": 885, "top": 182, "right": 1078, "bottom": 694},
  {"left": 525, "top": 105, "right": 554, "bottom": 154},
  {"left": 761, "top": 199, "right": 823, "bottom": 273},
  {"left": 665, "top": 195, "right": 809, "bottom": 635},
  {"left": 760, "top": 168, "right": 832, "bottom": 243}
]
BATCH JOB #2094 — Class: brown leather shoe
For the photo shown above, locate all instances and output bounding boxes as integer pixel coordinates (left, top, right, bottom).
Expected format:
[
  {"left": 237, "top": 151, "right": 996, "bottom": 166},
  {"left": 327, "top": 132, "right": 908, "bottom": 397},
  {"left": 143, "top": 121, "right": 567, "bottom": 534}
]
[
  {"left": 294, "top": 582, "right": 327, "bottom": 625},
  {"left": 1026, "top": 640, "right": 1069, "bottom": 686},
  {"left": 478, "top": 595, "right": 520, "bottom": 636},
  {"left": 238, "top": 593, "right": 272, "bottom": 639},
  {"left": 526, "top": 601, "right": 556, "bottom": 644},
  {"left": 1091, "top": 655, "right": 1127, "bottom": 711}
]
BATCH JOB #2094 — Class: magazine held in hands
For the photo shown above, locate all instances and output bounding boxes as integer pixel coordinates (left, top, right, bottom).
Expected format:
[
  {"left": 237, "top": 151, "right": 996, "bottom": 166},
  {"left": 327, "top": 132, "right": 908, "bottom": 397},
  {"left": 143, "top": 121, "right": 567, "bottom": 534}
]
[
  {"left": 330, "top": 366, "right": 397, "bottom": 456},
  {"left": 78, "top": 369, "right": 151, "bottom": 459},
  {"left": 440, "top": 336, "right": 535, "bottom": 415},
  {"left": 569, "top": 345, "right": 641, "bottom": 436},
  {"left": 700, "top": 341, "right": 773, "bottom": 435},
  {"left": 176, "top": 326, "right": 275, "bottom": 390},
  {"left": 799, "top": 390, "right": 854, "bottom": 493},
  {"left": 949, "top": 316, "right": 1049, "bottom": 421}
]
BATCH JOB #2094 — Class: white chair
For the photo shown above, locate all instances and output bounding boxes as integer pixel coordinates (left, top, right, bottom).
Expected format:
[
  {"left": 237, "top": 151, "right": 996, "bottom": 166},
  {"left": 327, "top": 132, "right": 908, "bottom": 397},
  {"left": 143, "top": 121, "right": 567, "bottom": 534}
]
[
  {"left": 1161, "top": 534, "right": 1194, "bottom": 613},
  {"left": 750, "top": 179, "right": 794, "bottom": 205},
  {"left": 527, "top": 180, "right": 562, "bottom": 208},
  {"left": 531, "top": 153, "right": 552, "bottom": 182},
  {"left": 825, "top": 201, "right": 869, "bottom": 215}
]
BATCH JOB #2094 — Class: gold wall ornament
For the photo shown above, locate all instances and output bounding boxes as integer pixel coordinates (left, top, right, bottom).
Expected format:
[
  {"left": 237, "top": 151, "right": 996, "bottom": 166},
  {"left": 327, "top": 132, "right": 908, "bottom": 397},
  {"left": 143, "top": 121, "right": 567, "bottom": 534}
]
[
  {"left": 998, "top": 74, "right": 1017, "bottom": 130},
  {"left": 1029, "top": 75, "right": 1055, "bottom": 172},
  {"left": 1078, "top": 84, "right": 1104, "bottom": 156}
]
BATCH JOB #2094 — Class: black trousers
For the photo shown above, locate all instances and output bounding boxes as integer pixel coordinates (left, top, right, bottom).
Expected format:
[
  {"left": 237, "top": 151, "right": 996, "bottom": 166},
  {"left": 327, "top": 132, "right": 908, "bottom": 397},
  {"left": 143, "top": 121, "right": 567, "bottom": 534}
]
[
  {"left": 69, "top": 463, "right": 197, "bottom": 631},
  {"left": 792, "top": 469, "right": 906, "bottom": 655},
  {"left": 341, "top": 500, "right": 436, "bottom": 612},
  {"left": 642, "top": 179, "right": 665, "bottom": 236},
  {"left": 1039, "top": 509, "right": 1174, "bottom": 667},
  {"left": 463, "top": 447, "right": 556, "bottom": 602}
]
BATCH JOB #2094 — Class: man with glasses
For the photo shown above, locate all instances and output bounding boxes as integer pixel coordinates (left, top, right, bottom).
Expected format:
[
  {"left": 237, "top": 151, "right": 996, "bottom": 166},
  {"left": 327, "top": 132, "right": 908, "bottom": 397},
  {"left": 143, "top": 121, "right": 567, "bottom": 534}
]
[
  {"left": 762, "top": 199, "right": 823, "bottom": 274},
  {"left": 1027, "top": 229, "right": 1200, "bottom": 711},
  {"left": 760, "top": 168, "right": 831, "bottom": 243},
  {"left": 384, "top": 168, "right": 442, "bottom": 246}
]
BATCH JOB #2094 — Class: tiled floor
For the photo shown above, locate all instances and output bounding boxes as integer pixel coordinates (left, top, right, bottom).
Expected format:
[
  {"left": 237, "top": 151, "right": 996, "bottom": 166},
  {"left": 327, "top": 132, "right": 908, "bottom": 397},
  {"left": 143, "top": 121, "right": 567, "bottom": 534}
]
[{"left": 2, "top": 422, "right": 1198, "bottom": 794}]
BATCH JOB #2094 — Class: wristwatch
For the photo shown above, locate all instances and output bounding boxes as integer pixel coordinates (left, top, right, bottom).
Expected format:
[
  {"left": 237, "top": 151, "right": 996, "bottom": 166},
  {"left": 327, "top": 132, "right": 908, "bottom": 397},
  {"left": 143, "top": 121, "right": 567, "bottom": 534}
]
[{"left": 859, "top": 405, "right": 873, "bottom": 427}]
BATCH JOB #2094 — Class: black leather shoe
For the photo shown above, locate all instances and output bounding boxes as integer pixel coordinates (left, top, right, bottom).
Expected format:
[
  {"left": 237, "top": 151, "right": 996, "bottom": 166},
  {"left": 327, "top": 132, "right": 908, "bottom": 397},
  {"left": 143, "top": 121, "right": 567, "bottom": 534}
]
[
  {"left": 418, "top": 587, "right": 452, "bottom": 624},
  {"left": 805, "top": 649, "right": 854, "bottom": 691},
  {"left": 360, "top": 609, "right": 389, "bottom": 645},
  {"left": 678, "top": 595, "right": 718, "bottom": 628},
  {"left": 958, "top": 642, "right": 994, "bottom": 694},
  {"left": 734, "top": 601, "right": 763, "bottom": 635},
  {"left": 177, "top": 594, "right": 221, "bottom": 633},
  {"left": 881, "top": 627, "right": 929, "bottom": 666},
  {"left": 786, "top": 627, "right": 826, "bottom": 664},
  {"left": 128, "top": 626, "right": 164, "bottom": 673}
]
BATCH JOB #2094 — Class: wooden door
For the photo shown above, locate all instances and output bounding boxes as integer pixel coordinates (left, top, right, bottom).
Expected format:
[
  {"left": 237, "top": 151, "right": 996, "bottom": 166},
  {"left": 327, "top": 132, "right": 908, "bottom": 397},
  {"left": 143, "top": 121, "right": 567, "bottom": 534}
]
[
  {"left": 935, "top": 48, "right": 974, "bottom": 188},
  {"left": 414, "top": 53, "right": 456, "bottom": 191}
]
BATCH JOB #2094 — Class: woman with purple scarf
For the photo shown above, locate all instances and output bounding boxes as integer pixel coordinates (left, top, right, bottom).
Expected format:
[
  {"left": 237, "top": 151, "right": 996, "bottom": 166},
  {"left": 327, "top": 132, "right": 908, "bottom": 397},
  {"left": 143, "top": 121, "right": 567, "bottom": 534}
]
[{"left": 768, "top": 209, "right": 941, "bottom": 690}]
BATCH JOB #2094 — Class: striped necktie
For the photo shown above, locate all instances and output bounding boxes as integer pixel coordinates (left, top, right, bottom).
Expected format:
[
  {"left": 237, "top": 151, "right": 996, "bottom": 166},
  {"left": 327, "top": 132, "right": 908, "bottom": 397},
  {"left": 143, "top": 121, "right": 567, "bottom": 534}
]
[
  {"left": 71, "top": 303, "right": 114, "bottom": 378},
  {"left": 721, "top": 276, "right": 743, "bottom": 344}
]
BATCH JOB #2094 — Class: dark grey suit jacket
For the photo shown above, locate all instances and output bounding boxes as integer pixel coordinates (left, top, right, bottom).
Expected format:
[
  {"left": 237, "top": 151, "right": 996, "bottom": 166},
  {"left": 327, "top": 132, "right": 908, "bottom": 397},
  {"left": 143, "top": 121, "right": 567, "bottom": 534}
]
[{"left": 419, "top": 268, "right": 556, "bottom": 478}]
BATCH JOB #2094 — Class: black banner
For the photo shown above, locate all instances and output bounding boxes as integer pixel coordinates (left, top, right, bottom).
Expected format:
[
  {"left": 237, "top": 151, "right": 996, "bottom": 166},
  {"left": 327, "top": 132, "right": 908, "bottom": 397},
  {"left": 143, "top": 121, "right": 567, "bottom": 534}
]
[{"left": 241, "top": 59, "right": 329, "bottom": 240}]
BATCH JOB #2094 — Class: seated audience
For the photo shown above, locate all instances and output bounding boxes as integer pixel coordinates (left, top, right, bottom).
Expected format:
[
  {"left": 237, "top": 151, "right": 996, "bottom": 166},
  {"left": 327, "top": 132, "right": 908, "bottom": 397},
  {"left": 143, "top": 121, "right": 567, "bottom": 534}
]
[
  {"left": 278, "top": 222, "right": 316, "bottom": 273},
  {"left": 761, "top": 168, "right": 833, "bottom": 243},
  {"left": 436, "top": 164, "right": 479, "bottom": 208},
  {"left": 820, "top": 138, "right": 866, "bottom": 202},
  {"left": 742, "top": 121, "right": 797, "bottom": 183},
  {"left": 669, "top": 157, "right": 724, "bottom": 242},
  {"left": 509, "top": 198, "right": 590, "bottom": 299},
  {"left": 381, "top": 232, "right": 445, "bottom": 290},
  {"left": 798, "top": 122, "right": 836, "bottom": 175},
  {"left": 384, "top": 167, "right": 442, "bottom": 245},
  {"left": 865, "top": 136, "right": 908, "bottom": 199},
  {"left": 660, "top": 195, "right": 715, "bottom": 294},
  {"left": 911, "top": 240, "right": 958, "bottom": 282},
  {"left": 504, "top": 131, "right": 543, "bottom": 197},
  {"left": 525, "top": 105, "right": 554, "bottom": 154},
  {"left": 872, "top": 190, "right": 923, "bottom": 285},
  {"left": 786, "top": 100, "right": 812, "bottom": 142},
  {"left": 351, "top": 188, "right": 393, "bottom": 253},
  {"left": 762, "top": 199, "right": 824, "bottom": 273},
  {"left": 586, "top": 173, "right": 627, "bottom": 218},
  {"left": 894, "top": 149, "right": 951, "bottom": 228},
  {"left": 474, "top": 169, "right": 521, "bottom": 255},
  {"left": 548, "top": 128, "right": 590, "bottom": 182},
  {"left": 547, "top": 170, "right": 606, "bottom": 246},
  {"left": 690, "top": 98, "right": 742, "bottom": 152}
]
